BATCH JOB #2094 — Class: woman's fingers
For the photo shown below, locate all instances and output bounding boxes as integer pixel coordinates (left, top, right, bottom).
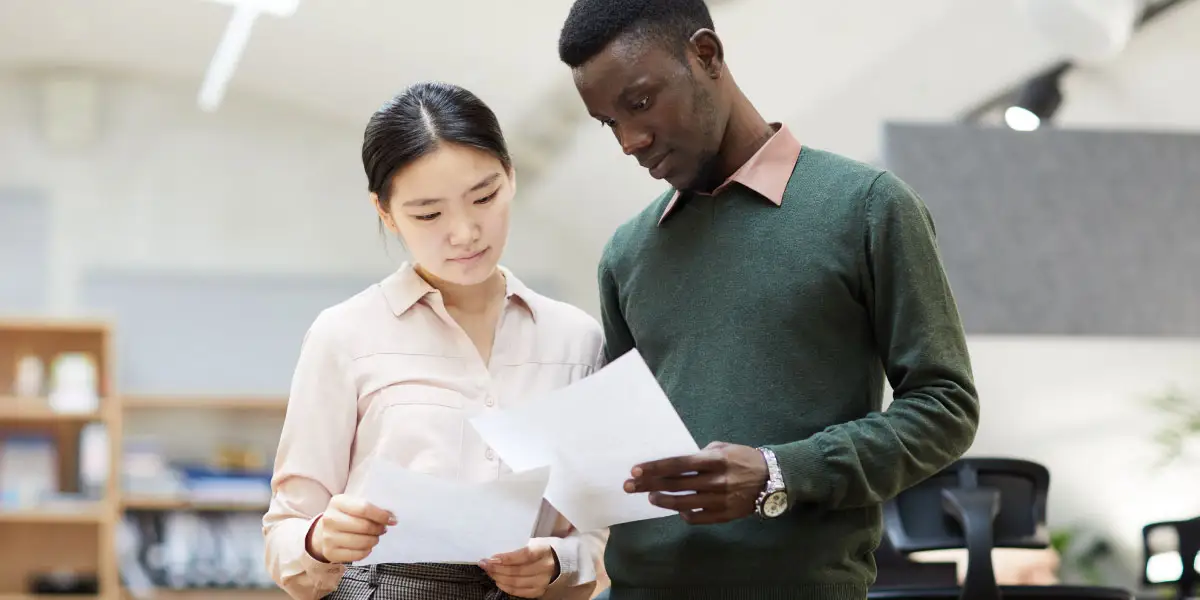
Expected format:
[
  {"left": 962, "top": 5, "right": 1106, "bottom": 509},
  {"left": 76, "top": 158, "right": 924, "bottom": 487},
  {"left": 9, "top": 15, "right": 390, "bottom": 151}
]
[
  {"left": 330, "top": 495, "right": 396, "bottom": 526},
  {"left": 325, "top": 510, "right": 388, "bottom": 536}
]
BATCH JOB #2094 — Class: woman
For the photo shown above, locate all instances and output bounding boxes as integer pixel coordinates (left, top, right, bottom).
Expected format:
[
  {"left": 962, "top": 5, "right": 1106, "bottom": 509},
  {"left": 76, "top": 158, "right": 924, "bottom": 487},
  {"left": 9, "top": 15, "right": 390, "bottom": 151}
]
[{"left": 263, "top": 81, "right": 608, "bottom": 600}]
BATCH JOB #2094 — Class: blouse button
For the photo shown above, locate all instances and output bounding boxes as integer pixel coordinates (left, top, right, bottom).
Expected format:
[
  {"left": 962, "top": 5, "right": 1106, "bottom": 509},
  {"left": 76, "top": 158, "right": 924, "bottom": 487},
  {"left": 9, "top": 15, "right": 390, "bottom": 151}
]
[
  {"left": 485, "top": 448, "right": 496, "bottom": 461},
  {"left": 485, "top": 396, "right": 495, "bottom": 407}
]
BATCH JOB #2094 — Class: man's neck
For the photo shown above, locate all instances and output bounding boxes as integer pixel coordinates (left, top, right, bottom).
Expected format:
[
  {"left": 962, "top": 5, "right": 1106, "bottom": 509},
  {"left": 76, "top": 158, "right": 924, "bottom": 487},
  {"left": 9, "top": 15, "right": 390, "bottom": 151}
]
[{"left": 711, "top": 91, "right": 774, "bottom": 185}]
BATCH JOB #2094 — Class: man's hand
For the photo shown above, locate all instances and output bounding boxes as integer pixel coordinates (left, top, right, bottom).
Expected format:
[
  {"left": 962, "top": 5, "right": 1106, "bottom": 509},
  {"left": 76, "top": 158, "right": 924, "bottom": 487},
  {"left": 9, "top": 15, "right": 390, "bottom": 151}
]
[
  {"left": 480, "top": 538, "right": 559, "bottom": 598},
  {"left": 625, "top": 441, "right": 768, "bottom": 525}
]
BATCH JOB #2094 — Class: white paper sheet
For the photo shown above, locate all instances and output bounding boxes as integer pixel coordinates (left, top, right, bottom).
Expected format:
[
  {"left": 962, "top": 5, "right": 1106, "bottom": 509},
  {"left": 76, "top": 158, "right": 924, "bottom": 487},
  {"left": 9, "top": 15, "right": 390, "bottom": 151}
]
[
  {"left": 354, "top": 459, "right": 550, "bottom": 565},
  {"left": 470, "top": 349, "right": 699, "bottom": 532}
]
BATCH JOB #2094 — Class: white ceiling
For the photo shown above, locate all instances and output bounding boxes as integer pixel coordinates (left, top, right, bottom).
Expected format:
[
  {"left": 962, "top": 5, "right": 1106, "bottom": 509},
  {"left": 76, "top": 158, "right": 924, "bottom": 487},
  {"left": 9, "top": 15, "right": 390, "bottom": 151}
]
[
  {"left": 4, "top": 0, "right": 1195, "bottom": 151},
  {"left": 2, "top": 0, "right": 1196, "bottom": 262},
  {"left": 0, "top": 0, "right": 575, "bottom": 128}
]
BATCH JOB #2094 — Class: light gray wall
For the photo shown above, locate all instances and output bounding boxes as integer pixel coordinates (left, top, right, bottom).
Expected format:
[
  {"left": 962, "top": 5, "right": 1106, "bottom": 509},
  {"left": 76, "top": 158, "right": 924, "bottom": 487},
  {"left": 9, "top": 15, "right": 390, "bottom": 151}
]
[
  {"left": 0, "top": 188, "right": 50, "bottom": 315},
  {"left": 77, "top": 269, "right": 563, "bottom": 395},
  {"left": 882, "top": 123, "right": 1200, "bottom": 337},
  {"left": 79, "top": 270, "right": 380, "bottom": 395},
  {"left": 0, "top": 74, "right": 577, "bottom": 396}
]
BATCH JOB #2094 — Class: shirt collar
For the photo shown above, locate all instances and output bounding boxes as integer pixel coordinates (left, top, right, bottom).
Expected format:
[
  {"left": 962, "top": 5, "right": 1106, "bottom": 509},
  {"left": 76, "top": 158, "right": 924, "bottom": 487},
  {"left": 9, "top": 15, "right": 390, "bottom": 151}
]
[
  {"left": 380, "top": 262, "right": 539, "bottom": 322},
  {"left": 658, "top": 123, "right": 803, "bottom": 226}
]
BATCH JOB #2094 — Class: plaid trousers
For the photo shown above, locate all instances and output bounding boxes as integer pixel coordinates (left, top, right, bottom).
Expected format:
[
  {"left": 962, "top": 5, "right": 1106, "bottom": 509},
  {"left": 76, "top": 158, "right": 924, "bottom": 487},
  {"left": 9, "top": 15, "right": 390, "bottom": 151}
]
[{"left": 324, "top": 563, "right": 530, "bottom": 600}]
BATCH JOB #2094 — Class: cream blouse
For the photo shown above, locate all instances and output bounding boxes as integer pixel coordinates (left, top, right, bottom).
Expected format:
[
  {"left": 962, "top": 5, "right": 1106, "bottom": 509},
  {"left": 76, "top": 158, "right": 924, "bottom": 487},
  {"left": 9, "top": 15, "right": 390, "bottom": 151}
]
[{"left": 263, "top": 263, "right": 608, "bottom": 599}]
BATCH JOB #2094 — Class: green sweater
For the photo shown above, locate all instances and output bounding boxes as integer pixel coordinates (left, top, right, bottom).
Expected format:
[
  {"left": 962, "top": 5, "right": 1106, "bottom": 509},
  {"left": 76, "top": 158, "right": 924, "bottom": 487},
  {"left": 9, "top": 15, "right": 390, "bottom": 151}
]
[{"left": 596, "top": 148, "right": 979, "bottom": 600}]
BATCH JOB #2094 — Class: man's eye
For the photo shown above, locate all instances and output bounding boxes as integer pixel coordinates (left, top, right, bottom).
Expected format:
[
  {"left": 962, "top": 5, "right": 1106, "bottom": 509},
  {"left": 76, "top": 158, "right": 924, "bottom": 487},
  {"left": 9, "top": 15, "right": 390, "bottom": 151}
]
[
  {"left": 632, "top": 97, "right": 649, "bottom": 110},
  {"left": 599, "top": 118, "right": 615, "bottom": 128}
]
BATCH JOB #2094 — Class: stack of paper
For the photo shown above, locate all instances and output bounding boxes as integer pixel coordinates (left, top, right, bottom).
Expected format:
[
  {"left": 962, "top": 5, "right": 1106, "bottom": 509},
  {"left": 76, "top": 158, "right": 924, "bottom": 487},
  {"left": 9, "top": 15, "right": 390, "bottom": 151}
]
[
  {"left": 353, "top": 349, "right": 698, "bottom": 565},
  {"left": 355, "top": 461, "right": 551, "bottom": 565},
  {"left": 471, "top": 349, "right": 700, "bottom": 532}
]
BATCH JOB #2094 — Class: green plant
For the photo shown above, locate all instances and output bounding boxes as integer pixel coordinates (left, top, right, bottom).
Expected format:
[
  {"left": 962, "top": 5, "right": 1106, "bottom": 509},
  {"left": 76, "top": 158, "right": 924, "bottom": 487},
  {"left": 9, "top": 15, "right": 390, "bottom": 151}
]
[
  {"left": 1051, "top": 526, "right": 1113, "bottom": 586},
  {"left": 1148, "top": 388, "right": 1200, "bottom": 467}
]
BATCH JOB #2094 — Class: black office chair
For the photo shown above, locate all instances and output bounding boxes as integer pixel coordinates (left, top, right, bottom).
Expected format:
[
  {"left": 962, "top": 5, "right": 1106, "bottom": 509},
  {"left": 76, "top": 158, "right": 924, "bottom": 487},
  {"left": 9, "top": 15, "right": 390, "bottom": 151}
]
[
  {"left": 1142, "top": 516, "right": 1200, "bottom": 600},
  {"left": 873, "top": 532, "right": 960, "bottom": 588},
  {"left": 869, "top": 458, "right": 1133, "bottom": 600}
]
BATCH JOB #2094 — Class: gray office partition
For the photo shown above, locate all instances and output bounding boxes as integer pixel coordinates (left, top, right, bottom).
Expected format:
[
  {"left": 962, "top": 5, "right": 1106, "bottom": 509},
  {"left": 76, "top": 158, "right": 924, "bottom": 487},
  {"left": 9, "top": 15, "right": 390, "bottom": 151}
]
[{"left": 881, "top": 123, "right": 1200, "bottom": 337}]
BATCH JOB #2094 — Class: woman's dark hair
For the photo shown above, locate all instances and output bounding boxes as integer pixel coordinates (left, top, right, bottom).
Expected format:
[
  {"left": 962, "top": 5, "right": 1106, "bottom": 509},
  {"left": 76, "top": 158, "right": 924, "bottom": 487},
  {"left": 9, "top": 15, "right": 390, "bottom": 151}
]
[{"left": 362, "top": 81, "right": 512, "bottom": 210}]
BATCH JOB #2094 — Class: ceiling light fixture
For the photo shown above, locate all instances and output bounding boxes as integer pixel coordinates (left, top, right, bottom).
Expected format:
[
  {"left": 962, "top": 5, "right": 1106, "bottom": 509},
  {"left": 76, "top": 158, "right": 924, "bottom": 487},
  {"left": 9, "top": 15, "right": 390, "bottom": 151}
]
[
  {"left": 963, "top": 0, "right": 1196, "bottom": 128},
  {"left": 197, "top": 0, "right": 299, "bottom": 112},
  {"left": 1003, "top": 63, "right": 1069, "bottom": 131}
]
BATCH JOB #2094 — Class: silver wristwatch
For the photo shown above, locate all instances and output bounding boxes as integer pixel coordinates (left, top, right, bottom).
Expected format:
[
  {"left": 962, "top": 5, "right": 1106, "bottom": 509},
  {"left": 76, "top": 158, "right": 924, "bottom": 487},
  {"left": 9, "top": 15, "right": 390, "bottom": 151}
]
[{"left": 755, "top": 447, "right": 788, "bottom": 519}]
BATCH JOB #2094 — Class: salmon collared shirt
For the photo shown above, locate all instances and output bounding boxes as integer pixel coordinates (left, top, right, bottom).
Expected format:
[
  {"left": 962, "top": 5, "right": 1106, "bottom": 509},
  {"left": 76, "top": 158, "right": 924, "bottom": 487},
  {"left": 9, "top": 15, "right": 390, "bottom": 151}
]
[
  {"left": 657, "top": 122, "right": 803, "bottom": 226},
  {"left": 263, "top": 262, "right": 608, "bottom": 600}
]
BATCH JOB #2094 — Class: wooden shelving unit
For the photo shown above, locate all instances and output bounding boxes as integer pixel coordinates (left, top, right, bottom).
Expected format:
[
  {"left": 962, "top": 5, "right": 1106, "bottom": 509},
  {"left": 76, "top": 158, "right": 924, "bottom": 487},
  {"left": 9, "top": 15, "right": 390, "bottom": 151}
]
[
  {"left": 0, "top": 595, "right": 101, "bottom": 600},
  {"left": 118, "top": 393, "right": 287, "bottom": 598},
  {"left": 121, "top": 590, "right": 286, "bottom": 600},
  {"left": 2, "top": 319, "right": 289, "bottom": 598},
  {"left": 0, "top": 504, "right": 109, "bottom": 524},
  {"left": 120, "top": 496, "right": 269, "bottom": 512},
  {"left": 0, "top": 318, "right": 119, "bottom": 599},
  {"left": 0, "top": 397, "right": 108, "bottom": 422}
]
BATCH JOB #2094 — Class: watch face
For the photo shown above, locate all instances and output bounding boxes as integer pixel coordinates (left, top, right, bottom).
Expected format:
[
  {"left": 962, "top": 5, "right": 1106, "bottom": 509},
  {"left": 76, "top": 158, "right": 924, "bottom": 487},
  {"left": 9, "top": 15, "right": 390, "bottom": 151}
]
[{"left": 763, "top": 491, "right": 788, "bottom": 518}]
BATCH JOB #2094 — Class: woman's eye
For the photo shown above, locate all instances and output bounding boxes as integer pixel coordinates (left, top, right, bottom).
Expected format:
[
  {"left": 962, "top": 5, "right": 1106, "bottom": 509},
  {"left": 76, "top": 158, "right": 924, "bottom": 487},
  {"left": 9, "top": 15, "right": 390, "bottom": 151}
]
[
  {"left": 414, "top": 213, "right": 440, "bottom": 221},
  {"left": 475, "top": 191, "right": 498, "bottom": 205}
]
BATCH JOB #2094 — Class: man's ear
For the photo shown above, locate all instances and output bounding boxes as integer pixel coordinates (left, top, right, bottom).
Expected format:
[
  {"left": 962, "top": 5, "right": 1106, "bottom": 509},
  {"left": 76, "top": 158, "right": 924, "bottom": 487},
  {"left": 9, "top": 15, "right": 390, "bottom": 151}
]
[{"left": 689, "top": 29, "right": 725, "bottom": 79}]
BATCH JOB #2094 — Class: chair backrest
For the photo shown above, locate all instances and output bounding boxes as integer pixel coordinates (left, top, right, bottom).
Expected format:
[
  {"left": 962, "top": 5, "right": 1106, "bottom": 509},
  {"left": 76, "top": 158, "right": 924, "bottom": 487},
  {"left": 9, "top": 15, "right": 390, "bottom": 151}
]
[
  {"left": 884, "top": 458, "right": 1051, "bottom": 554},
  {"left": 881, "top": 458, "right": 1052, "bottom": 600},
  {"left": 1142, "top": 516, "right": 1200, "bottom": 600}
]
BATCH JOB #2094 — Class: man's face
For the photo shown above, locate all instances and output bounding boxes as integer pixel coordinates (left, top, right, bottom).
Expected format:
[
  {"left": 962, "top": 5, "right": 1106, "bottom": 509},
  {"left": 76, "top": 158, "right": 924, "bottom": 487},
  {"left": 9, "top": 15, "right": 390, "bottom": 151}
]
[{"left": 571, "top": 33, "right": 724, "bottom": 191}]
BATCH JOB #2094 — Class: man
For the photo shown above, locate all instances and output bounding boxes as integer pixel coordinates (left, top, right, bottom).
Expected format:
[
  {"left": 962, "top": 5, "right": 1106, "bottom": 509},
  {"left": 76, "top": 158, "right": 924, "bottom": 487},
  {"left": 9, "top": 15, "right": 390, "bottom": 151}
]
[{"left": 556, "top": 1, "right": 980, "bottom": 599}]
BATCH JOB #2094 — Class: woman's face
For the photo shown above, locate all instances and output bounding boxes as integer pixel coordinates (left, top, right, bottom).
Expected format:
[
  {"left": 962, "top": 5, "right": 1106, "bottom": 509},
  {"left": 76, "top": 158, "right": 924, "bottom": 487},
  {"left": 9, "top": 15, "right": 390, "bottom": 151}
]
[{"left": 375, "top": 143, "right": 514, "bottom": 286}]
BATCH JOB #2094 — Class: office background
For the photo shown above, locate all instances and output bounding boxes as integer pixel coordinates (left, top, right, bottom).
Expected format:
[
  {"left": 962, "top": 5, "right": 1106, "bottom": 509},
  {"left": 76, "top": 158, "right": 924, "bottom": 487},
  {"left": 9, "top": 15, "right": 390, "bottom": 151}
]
[{"left": 1, "top": 0, "right": 1197, "bottom": 598}]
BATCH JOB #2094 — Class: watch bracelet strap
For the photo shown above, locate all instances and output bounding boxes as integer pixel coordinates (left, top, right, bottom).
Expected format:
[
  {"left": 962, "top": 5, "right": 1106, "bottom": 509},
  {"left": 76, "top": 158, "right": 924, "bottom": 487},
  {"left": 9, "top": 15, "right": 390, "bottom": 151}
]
[
  {"left": 758, "top": 447, "right": 785, "bottom": 490},
  {"left": 755, "top": 447, "right": 786, "bottom": 516}
]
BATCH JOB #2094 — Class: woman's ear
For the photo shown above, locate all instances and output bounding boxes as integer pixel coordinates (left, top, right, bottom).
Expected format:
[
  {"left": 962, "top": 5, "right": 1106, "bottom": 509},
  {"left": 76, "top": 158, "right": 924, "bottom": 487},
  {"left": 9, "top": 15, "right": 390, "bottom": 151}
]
[{"left": 372, "top": 192, "right": 399, "bottom": 234}]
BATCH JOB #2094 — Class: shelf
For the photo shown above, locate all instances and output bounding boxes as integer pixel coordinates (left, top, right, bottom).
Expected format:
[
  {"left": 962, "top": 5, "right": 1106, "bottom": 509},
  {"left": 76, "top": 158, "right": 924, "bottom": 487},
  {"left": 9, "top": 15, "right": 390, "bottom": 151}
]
[
  {"left": 123, "top": 589, "right": 286, "bottom": 599},
  {"left": 122, "top": 497, "right": 268, "bottom": 512},
  {"left": 120, "top": 396, "right": 287, "bottom": 412},
  {"left": 0, "top": 595, "right": 100, "bottom": 600},
  {"left": 0, "top": 318, "right": 110, "bottom": 333},
  {"left": 0, "top": 504, "right": 108, "bottom": 524},
  {"left": 0, "top": 397, "right": 107, "bottom": 422}
]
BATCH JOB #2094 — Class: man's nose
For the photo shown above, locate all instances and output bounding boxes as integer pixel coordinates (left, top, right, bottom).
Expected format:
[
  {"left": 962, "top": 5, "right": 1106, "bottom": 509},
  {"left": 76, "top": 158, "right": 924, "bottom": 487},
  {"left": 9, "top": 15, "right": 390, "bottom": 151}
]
[{"left": 618, "top": 125, "right": 653, "bottom": 156}]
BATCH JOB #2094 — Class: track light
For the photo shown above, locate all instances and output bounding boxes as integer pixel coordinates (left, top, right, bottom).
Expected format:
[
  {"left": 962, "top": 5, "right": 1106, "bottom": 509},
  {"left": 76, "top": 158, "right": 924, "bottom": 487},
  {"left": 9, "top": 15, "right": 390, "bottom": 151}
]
[
  {"left": 1004, "top": 64, "right": 1068, "bottom": 131},
  {"left": 198, "top": 0, "right": 300, "bottom": 112}
]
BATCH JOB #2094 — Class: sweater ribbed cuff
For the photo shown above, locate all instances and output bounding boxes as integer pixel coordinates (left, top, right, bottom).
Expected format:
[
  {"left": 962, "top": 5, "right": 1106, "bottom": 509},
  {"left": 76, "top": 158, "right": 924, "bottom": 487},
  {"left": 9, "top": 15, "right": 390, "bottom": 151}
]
[{"left": 765, "top": 437, "right": 833, "bottom": 511}]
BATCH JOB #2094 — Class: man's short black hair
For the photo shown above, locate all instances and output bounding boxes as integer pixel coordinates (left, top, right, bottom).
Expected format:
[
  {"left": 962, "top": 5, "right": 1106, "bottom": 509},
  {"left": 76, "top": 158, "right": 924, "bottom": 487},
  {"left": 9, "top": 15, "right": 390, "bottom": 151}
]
[{"left": 557, "top": 0, "right": 715, "bottom": 68}]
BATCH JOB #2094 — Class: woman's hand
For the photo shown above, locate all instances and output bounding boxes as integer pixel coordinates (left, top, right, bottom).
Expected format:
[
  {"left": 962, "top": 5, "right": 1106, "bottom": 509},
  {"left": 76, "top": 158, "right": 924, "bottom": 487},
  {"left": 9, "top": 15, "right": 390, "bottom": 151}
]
[
  {"left": 480, "top": 539, "right": 559, "bottom": 598},
  {"left": 308, "top": 494, "right": 396, "bottom": 564}
]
